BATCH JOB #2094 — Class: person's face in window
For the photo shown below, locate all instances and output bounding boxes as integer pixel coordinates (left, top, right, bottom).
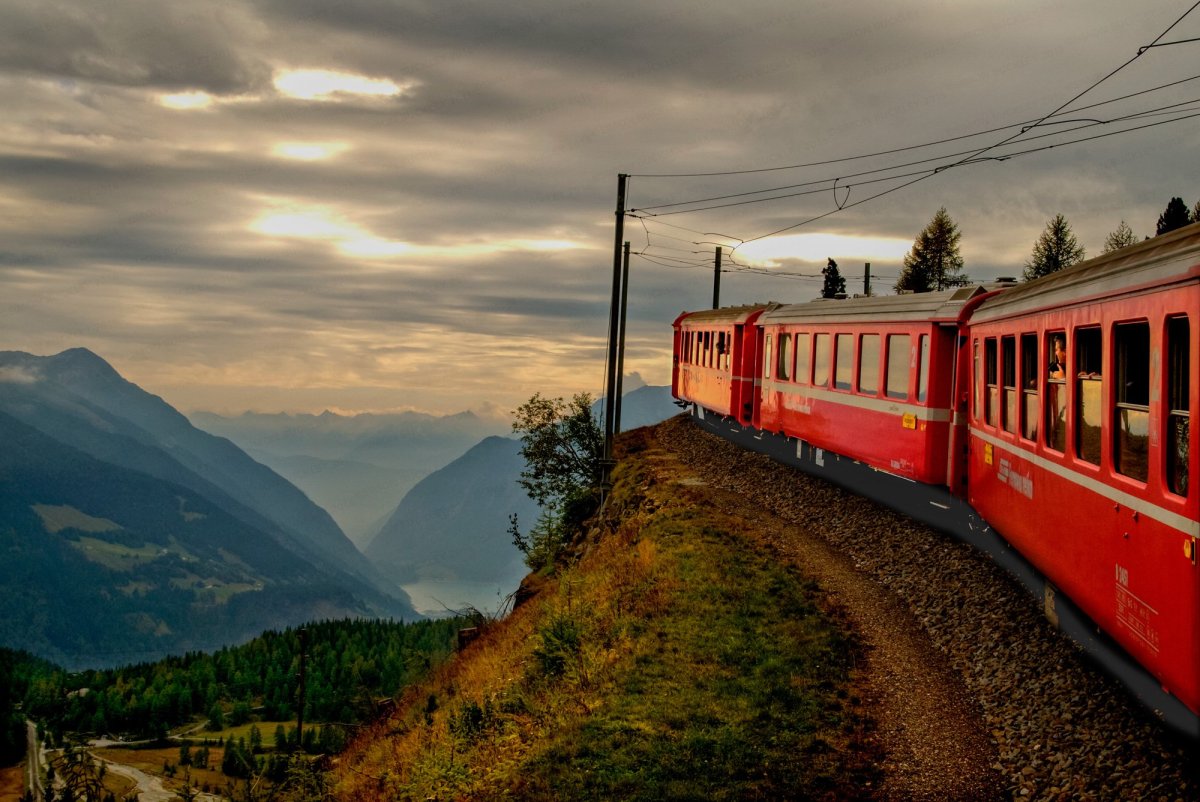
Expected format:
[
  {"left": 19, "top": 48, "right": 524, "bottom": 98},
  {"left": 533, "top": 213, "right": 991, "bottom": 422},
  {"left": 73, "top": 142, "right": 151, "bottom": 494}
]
[{"left": 1053, "top": 339, "right": 1066, "bottom": 365}]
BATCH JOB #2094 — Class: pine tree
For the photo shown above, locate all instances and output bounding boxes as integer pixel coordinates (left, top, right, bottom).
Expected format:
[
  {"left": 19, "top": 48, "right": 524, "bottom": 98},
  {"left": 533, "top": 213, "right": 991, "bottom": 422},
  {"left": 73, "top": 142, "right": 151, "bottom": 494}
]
[
  {"left": 821, "top": 258, "right": 846, "bottom": 298},
  {"left": 894, "top": 207, "right": 967, "bottom": 293},
  {"left": 1156, "top": 197, "right": 1192, "bottom": 235},
  {"left": 1024, "top": 214, "right": 1085, "bottom": 280},
  {"left": 1102, "top": 220, "right": 1137, "bottom": 254}
]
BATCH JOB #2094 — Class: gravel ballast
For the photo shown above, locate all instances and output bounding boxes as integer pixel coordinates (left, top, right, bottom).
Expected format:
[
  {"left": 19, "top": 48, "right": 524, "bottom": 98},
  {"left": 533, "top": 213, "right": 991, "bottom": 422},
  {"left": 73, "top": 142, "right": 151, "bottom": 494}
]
[{"left": 658, "top": 415, "right": 1196, "bottom": 801}]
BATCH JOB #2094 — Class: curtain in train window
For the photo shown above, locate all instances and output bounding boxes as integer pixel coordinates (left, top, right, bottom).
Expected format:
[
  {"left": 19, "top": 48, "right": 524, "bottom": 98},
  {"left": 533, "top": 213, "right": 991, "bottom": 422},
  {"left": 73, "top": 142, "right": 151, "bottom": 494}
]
[
  {"left": 1045, "top": 332, "right": 1067, "bottom": 452},
  {"left": 795, "top": 333, "right": 811, "bottom": 385},
  {"left": 1020, "top": 333, "right": 1039, "bottom": 441},
  {"left": 763, "top": 334, "right": 772, "bottom": 379},
  {"left": 777, "top": 333, "right": 792, "bottom": 380},
  {"left": 835, "top": 334, "right": 854, "bottom": 390},
  {"left": 1114, "top": 322, "right": 1150, "bottom": 482},
  {"left": 1167, "top": 316, "right": 1190, "bottom": 496},
  {"left": 1075, "top": 327, "right": 1103, "bottom": 465},
  {"left": 858, "top": 334, "right": 880, "bottom": 394},
  {"left": 888, "top": 334, "right": 911, "bottom": 400},
  {"left": 984, "top": 338, "right": 998, "bottom": 427},
  {"left": 1001, "top": 335, "right": 1017, "bottom": 433},
  {"left": 813, "top": 334, "right": 830, "bottom": 387}
]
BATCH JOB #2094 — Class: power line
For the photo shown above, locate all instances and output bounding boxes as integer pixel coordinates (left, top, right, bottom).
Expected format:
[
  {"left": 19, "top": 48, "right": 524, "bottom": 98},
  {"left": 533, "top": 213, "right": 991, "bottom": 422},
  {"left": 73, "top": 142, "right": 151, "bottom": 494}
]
[
  {"left": 628, "top": 72, "right": 1200, "bottom": 181},
  {"left": 630, "top": 96, "right": 1200, "bottom": 217}
]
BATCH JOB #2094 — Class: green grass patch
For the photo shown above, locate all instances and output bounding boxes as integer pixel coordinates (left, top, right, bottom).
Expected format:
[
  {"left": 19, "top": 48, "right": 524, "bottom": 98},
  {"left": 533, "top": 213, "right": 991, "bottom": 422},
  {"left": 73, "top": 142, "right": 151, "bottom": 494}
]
[
  {"left": 517, "top": 521, "right": 867, "bottom": 800},
  {"left": 33, "top": 503, "right": 121, "bottom": 534}
]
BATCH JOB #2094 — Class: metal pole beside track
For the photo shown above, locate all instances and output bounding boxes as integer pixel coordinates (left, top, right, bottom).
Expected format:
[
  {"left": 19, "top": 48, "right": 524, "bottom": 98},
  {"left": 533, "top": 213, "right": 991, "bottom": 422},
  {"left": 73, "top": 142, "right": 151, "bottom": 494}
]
[
  {"left": 614, "top": 241, "right": 631, "bottom": 438},
  {"left": 713, "top": 246, "right": 722, "bottom": 308},
  {"left": 601, "top": 174, "right": 628, "bottom": 501}
]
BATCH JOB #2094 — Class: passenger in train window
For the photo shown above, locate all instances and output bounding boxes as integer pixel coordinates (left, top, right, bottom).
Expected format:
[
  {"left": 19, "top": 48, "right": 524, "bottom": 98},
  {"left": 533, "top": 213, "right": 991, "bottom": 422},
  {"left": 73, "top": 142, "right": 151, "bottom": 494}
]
[{"left": 1049, "top": 336, "right": 1066, "bottom": 379}]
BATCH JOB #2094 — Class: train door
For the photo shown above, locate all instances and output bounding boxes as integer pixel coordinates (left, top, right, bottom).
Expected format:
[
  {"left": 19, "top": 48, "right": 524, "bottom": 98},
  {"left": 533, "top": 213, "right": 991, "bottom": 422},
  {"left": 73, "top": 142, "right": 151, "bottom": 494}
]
[
  {"left": 947, "top": 324, "right": 972, "bottom": 497},
  {"left": 751, "top": 327, "right": 765, "bottom": 429}
]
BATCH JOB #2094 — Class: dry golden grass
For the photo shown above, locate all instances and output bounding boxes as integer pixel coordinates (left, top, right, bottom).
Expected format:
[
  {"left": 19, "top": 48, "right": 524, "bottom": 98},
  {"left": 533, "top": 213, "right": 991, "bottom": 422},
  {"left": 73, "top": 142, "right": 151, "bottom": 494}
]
[
  {"left": 0, "top": 763, "right": 26, "bottom": 802},
  {"left": 330, "top": 428, "right": 874, "bottom": 800}
]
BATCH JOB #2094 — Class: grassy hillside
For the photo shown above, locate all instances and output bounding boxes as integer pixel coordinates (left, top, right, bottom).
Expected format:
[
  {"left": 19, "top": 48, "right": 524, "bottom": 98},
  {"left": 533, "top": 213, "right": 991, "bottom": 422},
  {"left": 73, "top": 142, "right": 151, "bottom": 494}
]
[{"left": 332, "top": 428, "right": 880, "bottom": 800}]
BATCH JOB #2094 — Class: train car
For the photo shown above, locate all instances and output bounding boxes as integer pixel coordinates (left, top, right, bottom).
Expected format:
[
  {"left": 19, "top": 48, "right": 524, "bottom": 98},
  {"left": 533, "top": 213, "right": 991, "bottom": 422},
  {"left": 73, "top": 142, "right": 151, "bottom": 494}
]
[
  {"left": 964, "top": 224, "right": 1199, "bottom": 720},
  {"left": 673, "top": 304, "right": 775, "bottom": 426},
  {"left": 755, "top": 287, "right": 990, "bottom": 486},
  {"left": 671, "top": 222, "right": 1200, "bottom": 735}
]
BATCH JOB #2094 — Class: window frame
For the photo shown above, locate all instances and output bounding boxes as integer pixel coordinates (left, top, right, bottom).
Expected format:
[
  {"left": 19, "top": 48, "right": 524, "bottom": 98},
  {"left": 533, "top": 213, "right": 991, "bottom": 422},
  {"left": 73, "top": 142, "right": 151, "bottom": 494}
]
[
  {"left": 1074, "top": 326, "right": 1103, "bottom": 467},
  {"left": 1019, "top": 332, "right": 1039, "bottom": 442},
  {"left": 1165, "top": 315, "right": 1190, "bottom": 498},
  {"left": 887, "top": 333, "right": 911, "bottom": 401},
  {"left": 834, "top": 333, "right": 854, "bottom": 391}
]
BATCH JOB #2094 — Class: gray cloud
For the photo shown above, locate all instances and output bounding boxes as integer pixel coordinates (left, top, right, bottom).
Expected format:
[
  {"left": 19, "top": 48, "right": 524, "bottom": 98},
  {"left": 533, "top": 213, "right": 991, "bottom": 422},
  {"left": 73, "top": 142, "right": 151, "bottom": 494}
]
[
  {"left": 0, "top": 0, "right": 271, "bottom": 92},
  {"left": 1, "top": 0, "right": 1198, "bottom": 414}
]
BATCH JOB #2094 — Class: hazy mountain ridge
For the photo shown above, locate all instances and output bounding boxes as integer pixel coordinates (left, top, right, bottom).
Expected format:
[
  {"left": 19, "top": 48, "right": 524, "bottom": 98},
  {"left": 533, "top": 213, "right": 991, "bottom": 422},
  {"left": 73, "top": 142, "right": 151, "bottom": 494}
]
[
  {"left": 0, "top": 348, "right": 420, "bottom": 666},
  {"left": 0, "top": 349, "right": 404, "bottom": 603},
  {"left": 190, "top": 408, "right": 507, "bottom": 544},
  {"left": 364, "top": 436, "right": 535, "bottom": 586},
  {"left": 364, "top": 385, "right": 681, "bottom": 604},
  {"left": 0, "top": 411, "right": 374, "bottom": 668}
]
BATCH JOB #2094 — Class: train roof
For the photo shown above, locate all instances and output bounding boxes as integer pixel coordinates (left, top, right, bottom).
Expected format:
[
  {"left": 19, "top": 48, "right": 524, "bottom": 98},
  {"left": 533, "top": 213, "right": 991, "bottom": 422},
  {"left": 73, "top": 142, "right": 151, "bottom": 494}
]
[
  {"left": 675, "top": 303, "right": 779, "bottom": 327},
  {"left": 971, "top": 221, "right": 1200, "bottom": 322},
  {"left": 759, "top": 284, "right": 990, "bottom": 326}
]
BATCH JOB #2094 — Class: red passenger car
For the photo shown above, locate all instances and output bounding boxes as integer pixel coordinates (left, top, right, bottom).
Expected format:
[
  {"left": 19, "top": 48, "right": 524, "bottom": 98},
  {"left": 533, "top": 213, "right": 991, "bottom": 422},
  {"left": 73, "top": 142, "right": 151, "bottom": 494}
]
[
  {"left": 965, "top": 226, "right": 1198, "bottom": 718},
  {"left": 755, "top": 288, "right": 988, "bottom": 486},
  {"left": 673, "top": 305, "right": 775, "bottom": 426}
]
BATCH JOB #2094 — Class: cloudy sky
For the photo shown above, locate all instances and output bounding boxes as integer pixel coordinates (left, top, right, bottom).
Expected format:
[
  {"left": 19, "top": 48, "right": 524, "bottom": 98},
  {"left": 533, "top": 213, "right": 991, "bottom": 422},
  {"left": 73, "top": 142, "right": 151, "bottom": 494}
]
[{"left": 2, "top": 0, "right": 1198, "bottom": 418}]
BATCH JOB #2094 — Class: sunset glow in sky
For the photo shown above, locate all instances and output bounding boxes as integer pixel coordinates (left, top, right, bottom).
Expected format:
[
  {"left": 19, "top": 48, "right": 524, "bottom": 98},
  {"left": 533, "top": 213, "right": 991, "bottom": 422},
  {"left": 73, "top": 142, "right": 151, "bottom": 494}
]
[{"left": 1, "top": 0, "right": 1198, "bottom": 416}]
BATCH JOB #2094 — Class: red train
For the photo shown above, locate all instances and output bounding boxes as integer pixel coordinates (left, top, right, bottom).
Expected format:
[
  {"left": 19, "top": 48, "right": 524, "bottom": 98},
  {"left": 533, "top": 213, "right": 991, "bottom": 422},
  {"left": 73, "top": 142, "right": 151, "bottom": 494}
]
[{"left": 672, "top": 222, "right": 1199, "bottom": 736}]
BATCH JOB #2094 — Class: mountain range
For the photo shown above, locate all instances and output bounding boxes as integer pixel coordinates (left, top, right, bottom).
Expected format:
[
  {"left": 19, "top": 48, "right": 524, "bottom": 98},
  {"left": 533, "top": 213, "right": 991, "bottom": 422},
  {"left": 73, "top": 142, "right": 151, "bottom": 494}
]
[
  {"left": 189, "top": 409, "right": 506, "bottom": 546},
  {"left": 363, "top": 384, "right": 682, "bottom": 608},
  {"left": 0, "top": 349, "right": 418, "bottom": 667}
]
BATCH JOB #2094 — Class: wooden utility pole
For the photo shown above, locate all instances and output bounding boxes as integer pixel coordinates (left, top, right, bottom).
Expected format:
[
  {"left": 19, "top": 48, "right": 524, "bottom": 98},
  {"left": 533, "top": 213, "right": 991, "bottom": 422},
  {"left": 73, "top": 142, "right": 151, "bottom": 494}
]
[
  {"left": 712, "top": 246, "right": 723, "bottom": 308},
  {"left": 601, "top": 174, "right": 628, "bottom": 499},
  {"left": 864, "top": 262, "right": 871, "bottom": 297}
]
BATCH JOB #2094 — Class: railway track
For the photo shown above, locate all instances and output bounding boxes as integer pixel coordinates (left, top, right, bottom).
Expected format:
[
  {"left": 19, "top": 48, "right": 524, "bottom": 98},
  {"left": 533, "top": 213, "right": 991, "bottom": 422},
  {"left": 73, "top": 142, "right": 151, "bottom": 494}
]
[{"left": 660, "top": 415, "right": 1196, "bottom": 801}]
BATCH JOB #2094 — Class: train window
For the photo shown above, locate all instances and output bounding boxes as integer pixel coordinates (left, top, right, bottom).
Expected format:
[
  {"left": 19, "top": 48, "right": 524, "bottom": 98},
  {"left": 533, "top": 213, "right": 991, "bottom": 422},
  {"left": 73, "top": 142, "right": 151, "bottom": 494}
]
[
  {"left": 1114, "top": 322, "right": 1150, "bottom": 482},
  {"left": 1020, "top": 333, "right": 1039, "bottom": 441},
  {"left": 1045, "top": 332, "right": 1067, "bottom": 452},
  {"left": 835, "top": 334, "right": 853, "bottom": 390},
  {"left": 777, "top": 334, "right": 792, "bottom": 380},
  {"left": 796, "top": 333, "right": 811, "bottom": 385},
  {"left": 1075, "top": 327, "right": 1103, "bottom": 466},
  {"left": 887, "top": 334, "right": 910, "bottom": 400},
  {"left": 917, "top": 335, "right": 930, "bottom": 403},
  {"left": 813, "top": 334, "right": 830, "bottom": 387},
  {"left": 1001, "top": 336, "right": 1017, "bottom": 433},
  {"left": 763, "top": 334, "right": 772, "bottom": 379},
  {"left": 717, "top": 331, "right": 729, "bottom": 371},
  {"left": 1167, "top": 316, "right": 1189, "bottom": 497},
  {"left": 984, "top": 338, "right": 998, "bottom": 427},
  {"left": 859, "top": 334, "right": 880, "bottom": 394}
]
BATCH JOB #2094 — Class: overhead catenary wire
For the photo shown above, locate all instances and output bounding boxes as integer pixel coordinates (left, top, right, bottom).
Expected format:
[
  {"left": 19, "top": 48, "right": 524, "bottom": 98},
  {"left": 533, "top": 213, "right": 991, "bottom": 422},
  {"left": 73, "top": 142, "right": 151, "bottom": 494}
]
[{"left": 621, "top": 4, "right": 1200, "bottom": 262}]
